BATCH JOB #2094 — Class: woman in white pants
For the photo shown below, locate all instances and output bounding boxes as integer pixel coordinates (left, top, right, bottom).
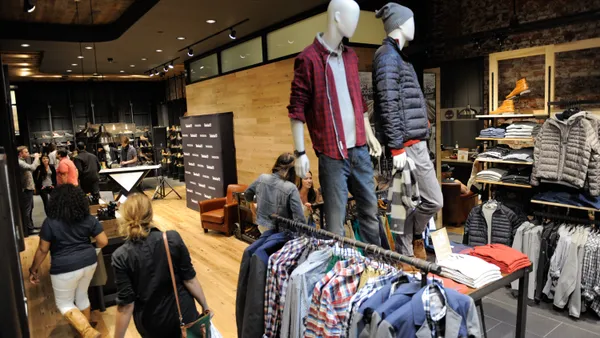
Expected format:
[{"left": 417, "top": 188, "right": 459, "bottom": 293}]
[{"left": 29, "top": 184, "right": 108, "bottom": 338}]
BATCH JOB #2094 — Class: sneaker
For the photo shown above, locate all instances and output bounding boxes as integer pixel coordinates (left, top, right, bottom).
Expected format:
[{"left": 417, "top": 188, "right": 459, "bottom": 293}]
[{"left": 506, "top": 78, "right": 531, "bottom": 99}]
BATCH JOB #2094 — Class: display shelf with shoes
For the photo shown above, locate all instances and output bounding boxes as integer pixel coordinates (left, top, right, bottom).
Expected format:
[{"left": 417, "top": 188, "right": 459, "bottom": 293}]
[{"left": 506, "top": 78, "right": 531, "bottom": 100}]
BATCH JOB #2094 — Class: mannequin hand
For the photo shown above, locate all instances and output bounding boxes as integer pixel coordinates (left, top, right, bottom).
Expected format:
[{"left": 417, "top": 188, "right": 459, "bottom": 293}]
[
  {"left": 295, "top": 154, "right": 310, "bottom": 178},
  {"left": 393, "top": 152, "right": 407, "bottom": 170},
  {"left": 364, "top": 115, "right": 382, "bottom": 157}
]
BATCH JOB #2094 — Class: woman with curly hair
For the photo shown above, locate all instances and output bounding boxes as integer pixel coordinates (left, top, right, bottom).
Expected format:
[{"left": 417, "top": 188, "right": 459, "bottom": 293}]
[
  {"left": 28, "top": 184, "right": 108, "bottom": 338},
  {"left": 112, "top": 193, "right": 211, "bottom": 338}
]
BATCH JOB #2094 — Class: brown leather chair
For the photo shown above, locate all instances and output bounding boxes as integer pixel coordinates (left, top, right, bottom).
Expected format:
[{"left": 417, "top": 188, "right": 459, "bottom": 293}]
[
  {"left": 442, "top": 182, "right": 479, "bottom": 225},
  {"left": 199, "top": 184, "right": 248, "bottom": 236}
]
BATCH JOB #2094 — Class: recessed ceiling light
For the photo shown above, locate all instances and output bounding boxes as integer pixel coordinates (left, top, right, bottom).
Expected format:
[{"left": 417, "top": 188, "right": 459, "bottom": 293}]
[
  {"left": 130, "top": 64, "right": 135, "bottom": 68},
  {"left": 141, "top": 57, "right": 147, "bottom": 61},
  {"left": 206, "top": 19, "right": 216, "bottom": 24},
  {"left": 21, "top": 43, "right": 30, "bottom": 47},
  {"left": 177, "top": 36, "right": 185, "bottom": 40},
  {"left": 77, "top": 55, "right": 84, "bottom": 59},
  {"left": 66, "top": 70, "right": 72, "bottom": 73},
  {"left": 71, "top": 63, "right": 78, "bottom": 66},
  {"left": 156, "top": 49, "right": 163, "bottom": 53},
  {"left": 85, "top": 46, "right": 93, "bottom": 50},
  {"left": 120, "top": 70, "right": 125, "bottom": 73}
]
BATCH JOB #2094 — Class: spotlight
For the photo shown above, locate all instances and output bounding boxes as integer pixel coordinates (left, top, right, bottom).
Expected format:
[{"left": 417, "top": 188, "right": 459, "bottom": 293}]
[
  {"left": 168, "top": 62, "right": 174, "bottom": 69},
  {"left": 149, "top": 71, "right": 154, "bottom": 77},
  {"left": 229, "top": 28, "right": 237, "bottom": 40},
  {"left": 24, "top": 0, "right": 36, "bottom": 13},
  {"left": 21, "top": 44, "right": 30, "bottom": 47},
  {"left": 163, "top": 65, "right": 169, "bottom": 72},
  {"left": 154, "top": 69, "right": 160, "bottom": 76},
  {"left": 187, "top": 48, "right": 194, "bottom": 57}
]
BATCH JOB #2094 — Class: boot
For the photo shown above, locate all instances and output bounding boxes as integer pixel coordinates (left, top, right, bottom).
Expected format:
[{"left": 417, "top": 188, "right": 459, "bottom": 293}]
[
  {"left": 490, "top": 100, "right": 515, "bottom": 115},
  {"left": 64, "top": 308, "right": 101, "bottom": 338},
  {"left": 81, "top": 307, "right": 97, "bottom": 328},
  {"left": 399, "top": 261, "right": 419, "bottom": 273},
  {"left": 506, "top": 78, "right": 530, "bottom": 99},
  {"left": 413, "top": 239, "right": 427, "bottom": 261}
]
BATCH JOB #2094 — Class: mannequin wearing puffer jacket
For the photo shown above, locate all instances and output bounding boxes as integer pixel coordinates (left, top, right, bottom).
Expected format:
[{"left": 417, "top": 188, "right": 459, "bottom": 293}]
[{"left": 373, "top": 3, "right": 443, "bottom": 257}]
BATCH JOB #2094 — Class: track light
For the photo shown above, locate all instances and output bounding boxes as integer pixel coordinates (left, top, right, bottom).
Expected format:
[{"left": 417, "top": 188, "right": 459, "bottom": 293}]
[
  {"left": 229, "top": 28, "right": 237, "bottom": 40},
  {"left": 163, "top": 65, "right": 169, "bottom": 72},
  {"left": 187, "top": 48, "right": 194, "bottom": 57},
  {"left": 168, "top": 62, "right": 174, "bottom": 69},
  {"left": 24, "top": 0, "right": 36, "bottom": 13},
  {"left": 149, "top": 72, "right": 154, "bottom": 77},
  {"left": 155, "top": 69, "right": 160, "bottom": 76}
]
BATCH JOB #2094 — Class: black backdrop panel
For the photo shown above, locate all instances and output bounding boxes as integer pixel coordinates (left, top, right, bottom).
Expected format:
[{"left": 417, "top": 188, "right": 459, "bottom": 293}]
[{"left": 181, "top": 113, "right": 237, "bottom": 211}]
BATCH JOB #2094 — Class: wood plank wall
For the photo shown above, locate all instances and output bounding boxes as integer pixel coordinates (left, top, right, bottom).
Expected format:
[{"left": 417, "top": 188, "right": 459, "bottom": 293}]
[{"left": 186, "top": 46, "right": 376, "bottom": 186}]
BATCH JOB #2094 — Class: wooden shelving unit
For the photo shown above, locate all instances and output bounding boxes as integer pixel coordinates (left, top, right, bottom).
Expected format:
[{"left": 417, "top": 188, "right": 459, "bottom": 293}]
[
  {"left": 441, "top": 158, "right": 473, "bottom": 164},
  {"left": 476, "top": 137, "right": 534, "bottom": 141},
  {"left": 476, "top": 158, "right": 533, "bottom": 165},
  {"left": 531, "top": 200, "right": 600, "bottom": 212},
  {"left": 476, "top": 113, "right": 548, "bottom": 119},
  {"left": 475, "top": 180, "right": 532, "bottom": 188}
]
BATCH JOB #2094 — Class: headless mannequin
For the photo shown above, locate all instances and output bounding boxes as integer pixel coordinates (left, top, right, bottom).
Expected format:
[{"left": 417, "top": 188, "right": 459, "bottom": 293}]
[
  {"left": 291, "top": 0, "right": 381, "bottom": 178},
  {"left": 388, "top": 17, "right": 415, "bottom": 170}
]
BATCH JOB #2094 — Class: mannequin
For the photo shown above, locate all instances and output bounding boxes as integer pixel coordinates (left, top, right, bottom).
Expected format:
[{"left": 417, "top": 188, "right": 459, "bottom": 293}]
[
  {"left": 288, "top": 0, "right": 382, "bottom": 246},
  {"left": 373, "top": 3, "right": 443, "bottom": 258}
]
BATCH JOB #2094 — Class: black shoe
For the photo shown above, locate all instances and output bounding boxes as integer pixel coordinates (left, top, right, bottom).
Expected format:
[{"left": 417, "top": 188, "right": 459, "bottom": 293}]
[{"left": 27, "top": 228, "right": 41, "bottom": 236}]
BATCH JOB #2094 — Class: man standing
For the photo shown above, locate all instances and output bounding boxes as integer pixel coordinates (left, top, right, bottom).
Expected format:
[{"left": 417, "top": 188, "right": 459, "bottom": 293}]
[
  {"left": 56, "top": 149, "right": 79, "bottom": 186},
  {"left": 74, "top": 142, "right": 100, "bottom": 196},
  {"left": 17, "top": 146, "right": 40, "bottom": 236},
  {"left": 119, "top": 136, "right": 137, "bottom": 168}
]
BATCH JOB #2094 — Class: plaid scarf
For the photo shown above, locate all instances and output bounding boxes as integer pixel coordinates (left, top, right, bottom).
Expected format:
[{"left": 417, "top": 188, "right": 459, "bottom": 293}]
[{"left": 387, "top": 158, "right": 420, "bottom": 234}]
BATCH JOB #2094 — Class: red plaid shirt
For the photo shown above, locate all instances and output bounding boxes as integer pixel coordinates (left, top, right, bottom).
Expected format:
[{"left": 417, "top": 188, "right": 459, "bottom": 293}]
[{"left": 288, "top": 37, "right": 367, "bottom": 160}]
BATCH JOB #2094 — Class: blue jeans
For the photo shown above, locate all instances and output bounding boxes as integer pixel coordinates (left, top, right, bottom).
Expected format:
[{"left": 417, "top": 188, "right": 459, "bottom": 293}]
[{"left": 319, "top": 146, "right": 381, "bottom": 246}]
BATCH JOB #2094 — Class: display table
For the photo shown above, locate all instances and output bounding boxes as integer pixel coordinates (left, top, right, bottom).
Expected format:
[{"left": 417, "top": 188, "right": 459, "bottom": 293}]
[{"left": 99, "top": 165, "right": 160, "bottom": 201}]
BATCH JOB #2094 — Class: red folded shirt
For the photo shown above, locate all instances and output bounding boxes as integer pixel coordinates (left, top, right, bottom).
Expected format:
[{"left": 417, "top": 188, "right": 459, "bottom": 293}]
[{"left": 464, "top": 244, "right": 531, "bottom": 274}]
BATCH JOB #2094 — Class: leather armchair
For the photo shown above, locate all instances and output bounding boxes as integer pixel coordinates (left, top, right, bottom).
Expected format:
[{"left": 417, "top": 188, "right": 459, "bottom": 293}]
[
  {"left": 442, "top": 182, "right": 479, "bottom": 225},
  {"left": 199, "top": 184, "right": 248, "bottom": 236}
]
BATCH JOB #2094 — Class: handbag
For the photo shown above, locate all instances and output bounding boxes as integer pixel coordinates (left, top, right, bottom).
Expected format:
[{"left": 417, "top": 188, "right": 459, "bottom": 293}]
[{"left": 163, "top": 232, "right": 211, "bottom": 338}]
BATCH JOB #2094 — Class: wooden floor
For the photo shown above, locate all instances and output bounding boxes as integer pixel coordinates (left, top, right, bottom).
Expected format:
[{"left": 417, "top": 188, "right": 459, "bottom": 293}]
[{"left": 20, "top": 186, "right": 247, "bottom": 338}]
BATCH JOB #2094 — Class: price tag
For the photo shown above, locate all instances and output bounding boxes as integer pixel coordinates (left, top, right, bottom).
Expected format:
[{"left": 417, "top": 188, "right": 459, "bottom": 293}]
[{"left": 431, "top": 228, "right": 452, "bottom": 262}]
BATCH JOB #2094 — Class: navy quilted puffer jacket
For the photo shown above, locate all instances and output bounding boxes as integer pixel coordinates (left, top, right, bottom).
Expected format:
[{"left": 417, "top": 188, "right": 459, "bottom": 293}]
[{"left": 372, "top": 37, "right": 429, "bottom": 150}]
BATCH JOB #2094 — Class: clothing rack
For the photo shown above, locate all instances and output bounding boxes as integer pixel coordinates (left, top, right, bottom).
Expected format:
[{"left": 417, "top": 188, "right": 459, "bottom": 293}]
[
  {"left": 533, "top": 211, "right": 600, "bottom": 225},
  {"left": 270, "top": 215, "right": 444, "bottom": 277},
  {"left": 547, "top": 99, "right": 600, "bottom": 107}
]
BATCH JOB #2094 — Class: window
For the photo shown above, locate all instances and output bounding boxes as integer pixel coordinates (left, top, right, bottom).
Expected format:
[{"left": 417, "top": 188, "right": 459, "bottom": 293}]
[
  {"left": 267, "top": 13, "right": 327, "bottom": 60},
  {"left": 10, "top": 90, "right": 19, "bottom": 136},
  {"left": 221, "top": 37, "right": 263, "bottom": 73},
  {"left": 189, "top": 54, "right": 219, "bottom": 83}
]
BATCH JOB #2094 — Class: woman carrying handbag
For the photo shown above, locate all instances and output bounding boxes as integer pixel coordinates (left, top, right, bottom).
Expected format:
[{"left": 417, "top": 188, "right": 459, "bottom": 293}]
[{"left": 112, "top": 193, "right": 212, "bottom": 338}]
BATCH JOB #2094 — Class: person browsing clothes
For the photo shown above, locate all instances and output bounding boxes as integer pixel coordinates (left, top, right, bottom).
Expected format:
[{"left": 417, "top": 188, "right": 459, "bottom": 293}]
[
  {"left": 245, "top": 153, "right": 306, "bottom": 232},
  {"left": 28, "top": 184, "right": 108, "bottom": 338},
  {"left": 34, "top": 154, "right": 57, "bottom": 215},
  {"left": 18, "top": 145, "right": 40, "bottom": 236},
  {"left": 296, "top": 170, "right": 322, "bottom": 226}
]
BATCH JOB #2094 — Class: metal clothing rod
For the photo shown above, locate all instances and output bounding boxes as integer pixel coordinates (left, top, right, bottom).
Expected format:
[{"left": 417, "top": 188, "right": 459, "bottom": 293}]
[
  {"left": 547, "top": 99, "right": 600, "bottom": 106},
  {"left": 270, "top": 215, "right": 443, "bottom": 275},
  {"left": 533, "top": 211, "right": 600, "bottom": 225}
]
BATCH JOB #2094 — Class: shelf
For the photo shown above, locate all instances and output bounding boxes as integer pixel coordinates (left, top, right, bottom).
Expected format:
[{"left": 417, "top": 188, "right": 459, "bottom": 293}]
[
  {"left": 531, "top": 199, "right": 600, "bottom": 212},
  {"left": 476, "top": 114, "right": 548, "bottom": 119},
  {"left": 475, "top": 179, "right": 532, "bottom": 188},
  {"left": 476, "top": 158, "right": 533, "bottom": 165},
  {"left": 441, "top": 159, "right": 473, "bottom": 164},
  {"left": 476, "top": 137, "right": 534, "bottom": 141}
]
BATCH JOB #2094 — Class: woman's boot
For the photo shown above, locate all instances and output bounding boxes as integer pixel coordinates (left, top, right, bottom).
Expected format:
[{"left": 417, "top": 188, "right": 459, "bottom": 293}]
[{"left": 64, "top": 308, "right": 101, "bottom": 338}]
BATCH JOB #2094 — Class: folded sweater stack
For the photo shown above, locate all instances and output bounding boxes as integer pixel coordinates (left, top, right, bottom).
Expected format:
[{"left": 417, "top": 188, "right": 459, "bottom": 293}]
[
  {"left": 476, "top": 168, "right": 508, "bottom": 182},
  {"left": 502, "top": 148, "right": 534, "bottom": 162},
  {"left": 466, "top": 244, "right": 531, "bottom": 274},
  {"left": 477, "top": 146, "right": 511, "bottom": 159},
  {"left": 505, "top": 122, "right": 540, "bottom": 138},
  {"left": 437, "top": 254, "right": 503, "bottom": 288},
  {"left": 480, "top": 127, "right": 505, "bottom": 138}
]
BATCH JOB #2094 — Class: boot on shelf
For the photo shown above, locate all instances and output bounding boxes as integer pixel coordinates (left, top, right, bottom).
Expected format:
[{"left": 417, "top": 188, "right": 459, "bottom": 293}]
[
  {"left": 64, "top": 308, "right": 101, "bottom": 338},
  {"left": 506, "top": 78, "right": 530, "bottom": 99},
  {"left": 413, "top": 239, "right": 427, "bottom": 260},
  {"left": 490, "top": 100, "right": 515, "bottom": 115}
]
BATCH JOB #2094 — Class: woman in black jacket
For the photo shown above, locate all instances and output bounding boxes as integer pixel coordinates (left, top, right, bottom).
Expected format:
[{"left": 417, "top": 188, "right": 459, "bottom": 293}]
[{"left": 34, "top": 154, "right": 57, "bottom": 215}]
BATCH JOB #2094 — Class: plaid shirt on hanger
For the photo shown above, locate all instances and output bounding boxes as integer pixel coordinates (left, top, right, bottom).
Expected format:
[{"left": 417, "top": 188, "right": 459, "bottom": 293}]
[
  {"left": 422, "top": 282, "right": 448, "bottom": 338},
  {"left": 305, "top": 257, "right": 365, "bottom": 338},
  {"left": 263, "top": 237, "right": 309, "bottom": 338}
]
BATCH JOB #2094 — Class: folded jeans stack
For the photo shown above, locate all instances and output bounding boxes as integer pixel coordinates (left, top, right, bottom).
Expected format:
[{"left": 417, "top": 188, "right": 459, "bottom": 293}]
[
  {"left": 479, "top": 128, "right": 506, "bottom": 138},
  {"left": 466, "top": 244, "right": 531, "bottom": 274},
  {"left": 505, "top": 122, "right": 540, "bottom": 138},
  {"left": 476, "top": 168, "right": 508, "bottom": 182},
  {"left": 502, "top": 148, "right": 533, "bottom": 162},
  {"left": 437, "top": 254, "right": 503, "bottom": 288}
]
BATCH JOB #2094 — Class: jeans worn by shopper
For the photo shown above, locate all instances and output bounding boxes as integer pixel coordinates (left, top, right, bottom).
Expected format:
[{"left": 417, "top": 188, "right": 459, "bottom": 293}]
[
  {"left": 50, "top": 263, "right": 97, "bottom": 314},
  {"left": 319, "top": 146, "right": 381, "bottom": 246}
]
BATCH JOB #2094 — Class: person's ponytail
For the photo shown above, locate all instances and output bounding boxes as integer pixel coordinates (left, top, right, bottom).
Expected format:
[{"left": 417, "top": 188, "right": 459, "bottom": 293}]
[{"left": 119, "top": 193, "right": 153, "bottom": 240}]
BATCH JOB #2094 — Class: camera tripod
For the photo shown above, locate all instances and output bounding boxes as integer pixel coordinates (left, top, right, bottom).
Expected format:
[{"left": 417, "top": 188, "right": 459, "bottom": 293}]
[{"left": 152, "top": 169, "right": 182, "bottom": 200}]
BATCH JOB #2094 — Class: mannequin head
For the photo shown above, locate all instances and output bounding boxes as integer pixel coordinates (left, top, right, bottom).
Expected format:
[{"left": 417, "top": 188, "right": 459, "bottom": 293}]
[
  {"left": 322, "top": 0, "right": 360, "bottom": 49},
  {"left": 376, "top": 3, "right": 414, "bottom": 49}
]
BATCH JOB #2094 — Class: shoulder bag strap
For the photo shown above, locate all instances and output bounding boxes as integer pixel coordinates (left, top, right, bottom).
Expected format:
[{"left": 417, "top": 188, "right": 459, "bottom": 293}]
[{"left": 163, "top": 232, "right": 185, "bottom": 328}]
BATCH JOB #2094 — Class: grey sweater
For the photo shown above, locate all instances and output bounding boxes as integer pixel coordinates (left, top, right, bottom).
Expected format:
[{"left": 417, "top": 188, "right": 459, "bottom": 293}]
[{"left": 19, "top": 157, "right": 40, "bottom": 191}]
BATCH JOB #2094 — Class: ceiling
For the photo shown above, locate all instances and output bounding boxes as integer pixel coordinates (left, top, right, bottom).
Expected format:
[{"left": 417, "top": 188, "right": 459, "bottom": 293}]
[{"left": 0, "top": 0, "right": 331, "bottom": 79}]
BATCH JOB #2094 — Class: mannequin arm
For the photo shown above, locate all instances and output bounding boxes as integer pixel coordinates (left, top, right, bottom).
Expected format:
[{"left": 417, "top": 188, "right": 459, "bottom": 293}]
[
  {"left": 290, "top": 119, "right": 310, "bottom": 178},
  {"left": 364, "top": 113, "right": 382, "bottom": 157},
  {"left": 373, "top": 55, "right": 404, "bottom": 152}
]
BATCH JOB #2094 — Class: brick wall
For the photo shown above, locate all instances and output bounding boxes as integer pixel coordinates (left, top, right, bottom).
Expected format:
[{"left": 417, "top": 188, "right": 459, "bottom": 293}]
[
  {"left": 498, "top": 55, "right": 546, "bottom": 112},
  {"left": 555, "top": 48, "right": 600, "bottom": 103},
  {"left": 424, "top": 0, "right": 600, "bottom": 112}
]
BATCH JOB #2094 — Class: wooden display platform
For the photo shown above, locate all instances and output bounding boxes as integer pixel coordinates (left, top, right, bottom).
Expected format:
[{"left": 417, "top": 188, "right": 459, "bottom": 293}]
[
  {"left": 476, "top": 137, "right": 534, "bottom": 141},
  {"left": 531, "top": 199, "right": 600, "bottom": 212},
  {"left": 476, "top": 158, "right": 533, "bottom": 165},
  {"left": 475, "top": 179, "right": 532, "bottom": 188}
]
